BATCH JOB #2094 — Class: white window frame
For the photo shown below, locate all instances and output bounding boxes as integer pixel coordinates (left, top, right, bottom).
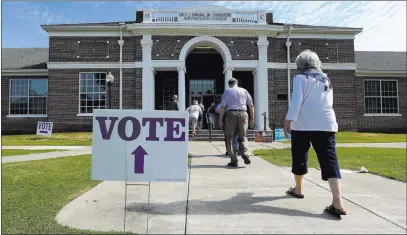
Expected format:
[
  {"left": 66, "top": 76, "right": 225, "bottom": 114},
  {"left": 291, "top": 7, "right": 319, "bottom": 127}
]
[
  {"left": 77, "top": 72, "right": 107, "bottom": 116},
  {"left": 7, "top": 78, "right": 48, "bottom": 118},
  {"left": 363, "top": 79, "right": 401, "bottom": 117}
]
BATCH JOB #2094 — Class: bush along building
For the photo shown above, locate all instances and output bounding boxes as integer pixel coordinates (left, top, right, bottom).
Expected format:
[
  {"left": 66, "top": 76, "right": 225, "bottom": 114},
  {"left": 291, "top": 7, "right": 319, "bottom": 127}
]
[{"left": 1, "top": 7, "right": 406, "bottom": 134}]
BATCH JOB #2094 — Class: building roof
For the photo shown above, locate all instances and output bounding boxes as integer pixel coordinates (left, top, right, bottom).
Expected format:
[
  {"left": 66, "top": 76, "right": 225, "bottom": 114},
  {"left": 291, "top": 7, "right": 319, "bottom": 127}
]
[
  {"left": 1, "top": 48, "right": 48, "bottom": 70},
  {"left": 41, "top": 20, "right": 361, "bottom": 32},
  {"left": 355, "top": 51, "right": 407, "bottom": 71}
]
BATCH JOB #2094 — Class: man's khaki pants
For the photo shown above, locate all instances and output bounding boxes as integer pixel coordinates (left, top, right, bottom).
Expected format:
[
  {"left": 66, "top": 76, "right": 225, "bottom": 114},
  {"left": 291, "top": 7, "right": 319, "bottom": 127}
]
[{"left": 224, "top": 110, "right": 249, "bottom": 163}]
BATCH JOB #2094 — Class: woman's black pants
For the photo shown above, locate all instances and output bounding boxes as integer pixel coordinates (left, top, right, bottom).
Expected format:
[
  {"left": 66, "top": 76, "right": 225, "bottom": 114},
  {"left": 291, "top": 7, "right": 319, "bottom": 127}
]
[{"left": 291, "top": 130, "right": 341, "bottom": 181}]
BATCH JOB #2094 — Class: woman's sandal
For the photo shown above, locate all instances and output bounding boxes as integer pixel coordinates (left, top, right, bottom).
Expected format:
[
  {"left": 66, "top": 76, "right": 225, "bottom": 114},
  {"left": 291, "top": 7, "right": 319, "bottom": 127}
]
[
  {"left": 286, "top": 187, "right": 305, "bottom": 199},
  {"left": 325, "top": 204, "right": 347, "bottom": 218}
]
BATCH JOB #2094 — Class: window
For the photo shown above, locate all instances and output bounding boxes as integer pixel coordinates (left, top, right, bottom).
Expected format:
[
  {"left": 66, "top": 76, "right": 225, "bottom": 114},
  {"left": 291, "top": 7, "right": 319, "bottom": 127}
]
[
  {"left": 79, "top": 73, "right": 106, "bottom": 113},
  {"left": 364, "top": 80, "right": 399, "bottom": 114},
  {"left": 9, "top": 79, "right": 48, "bottom": 115}
]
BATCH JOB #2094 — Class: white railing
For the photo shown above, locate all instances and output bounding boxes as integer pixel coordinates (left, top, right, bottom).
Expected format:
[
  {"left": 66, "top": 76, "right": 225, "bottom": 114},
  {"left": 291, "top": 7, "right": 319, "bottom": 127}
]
[
  {"left": 142, "top": 10, "right": 267, "bottom": 25},
  {"left": 152, "top": 11, "right": 179, "bottom": 23}
]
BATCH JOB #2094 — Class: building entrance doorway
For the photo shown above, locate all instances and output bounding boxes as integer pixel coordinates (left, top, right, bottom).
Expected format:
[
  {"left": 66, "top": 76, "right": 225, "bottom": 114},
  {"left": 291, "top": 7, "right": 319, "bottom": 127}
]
[{"left": 185, "top": 48, "right": 224, "bottom": 129}]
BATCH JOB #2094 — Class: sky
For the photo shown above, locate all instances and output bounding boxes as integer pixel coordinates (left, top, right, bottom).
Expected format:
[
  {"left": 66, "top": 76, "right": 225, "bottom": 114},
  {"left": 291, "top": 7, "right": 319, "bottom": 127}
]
[{"left": 1, "top": 1, "right": 406, "bottom": 51}]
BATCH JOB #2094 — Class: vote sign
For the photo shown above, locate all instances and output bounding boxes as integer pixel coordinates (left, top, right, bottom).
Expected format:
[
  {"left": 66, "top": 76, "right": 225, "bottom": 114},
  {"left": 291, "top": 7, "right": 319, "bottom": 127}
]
[
  {"left": 36, "top": 121, "right": 53, "bottom": 136},
  {"left": 91, "top": 109, "right": 189, "bottom": 182},
  {"left": 274, "top": 128, "right": 291, "bottom": 141}
]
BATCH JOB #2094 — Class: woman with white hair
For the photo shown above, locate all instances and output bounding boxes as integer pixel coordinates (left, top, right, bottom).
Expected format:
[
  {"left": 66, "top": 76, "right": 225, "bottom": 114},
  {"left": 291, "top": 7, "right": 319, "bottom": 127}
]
[
  {"left": 283, "top": 49, "right": 346, "bottom": 218},
  {"left": 186, "top": 100, "right": 202, "bottom": 137}
]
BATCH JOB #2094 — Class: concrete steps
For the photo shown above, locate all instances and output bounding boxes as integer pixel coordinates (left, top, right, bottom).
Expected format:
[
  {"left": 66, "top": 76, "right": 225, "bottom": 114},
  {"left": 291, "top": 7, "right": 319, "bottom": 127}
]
[{"left": 188, "top": 129, "right": 256, "bottom": 141}]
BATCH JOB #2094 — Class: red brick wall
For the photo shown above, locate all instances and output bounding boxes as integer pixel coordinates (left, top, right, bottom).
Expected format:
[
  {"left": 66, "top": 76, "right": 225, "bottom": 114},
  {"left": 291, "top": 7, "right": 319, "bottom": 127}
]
[
  {"left": 49, "top": 36, "right": 142, "bottom": 62},
  {"left": 151, "top": 36, "right": 259, "bottom": 60},
  {"left": 268, "top": 38, "right": 355, "bottom": 63},
  {"left": 268, "top": 69, "right": 357, "bottom": 130},
  {"left": 46, "top": 68, "right": 142, "bottom": 133},
  {"left": 1, "top": 69, "right": 142, "bottom": 134},
  {"left": 356, "top": 77, "right": 407, "bottom": 133}
]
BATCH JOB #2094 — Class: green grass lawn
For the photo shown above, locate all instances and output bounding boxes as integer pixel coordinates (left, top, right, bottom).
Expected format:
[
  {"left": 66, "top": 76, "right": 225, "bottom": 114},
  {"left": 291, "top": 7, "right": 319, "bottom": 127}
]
[
  {"left": 281, "top": 132, "right": 406, "bottom": 144},
  {"left": 2, "top": 149, "right": 65, "bottom": 157},
  {"left": 1, "top": 154, "right": 129, "bottom": 234},
  {"left": 2, "top": 132, "right": 92, "bottom": 146},
  {"left": 253, "top": 148, "right": 407, "bottom": 182}
]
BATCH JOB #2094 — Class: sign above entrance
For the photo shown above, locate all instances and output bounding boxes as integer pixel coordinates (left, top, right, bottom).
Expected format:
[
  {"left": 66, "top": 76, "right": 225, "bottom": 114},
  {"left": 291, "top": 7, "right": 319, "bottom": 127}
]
[
  {"left": 178, "top": 12, "right": 232, "bottom": 22},
  {"left": 141, "top": 9, "right": 268, "bottom": 25}
]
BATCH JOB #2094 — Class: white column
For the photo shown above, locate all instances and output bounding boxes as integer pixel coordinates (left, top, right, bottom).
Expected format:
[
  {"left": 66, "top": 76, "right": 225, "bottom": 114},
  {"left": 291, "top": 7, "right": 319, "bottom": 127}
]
[
  {"left": 253, "top": 69, "right": 262, "bottom": 130},
  {"left": 118, "top": 39, "right": 124, "bottom": 109},
  {"left": 141, "top": 34, "right": 153, "bottom": 110},
  {"left": 223, "top": 67, "right": 234, "bottom": 90},
  {"left": 257, "top": 35, "right": 270, "bottom": 130},
  {"left": 177, "top": 67, "right": 186, "bottom": 111},
  {"left": 150, "top": 68, "right": 156, "bottom": 110}
]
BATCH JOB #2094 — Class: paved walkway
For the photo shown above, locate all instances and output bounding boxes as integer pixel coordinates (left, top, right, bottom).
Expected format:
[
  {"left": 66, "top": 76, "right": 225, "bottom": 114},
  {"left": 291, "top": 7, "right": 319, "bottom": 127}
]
[
  {"left": 2, "top": 141, "right": 405, "bottom": 164},
  {"left": 55, "top": 141, "right": 406, "bottom": 234},
  {"left": 2, "top": 147, "right": 91, "bottom": 163}
]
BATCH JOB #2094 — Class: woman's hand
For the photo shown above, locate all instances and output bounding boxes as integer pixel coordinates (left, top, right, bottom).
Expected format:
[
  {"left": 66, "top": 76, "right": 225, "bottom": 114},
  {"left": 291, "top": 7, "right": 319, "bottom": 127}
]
[{"left": 283, "top": 120, "right": 291, "bottom": 138}]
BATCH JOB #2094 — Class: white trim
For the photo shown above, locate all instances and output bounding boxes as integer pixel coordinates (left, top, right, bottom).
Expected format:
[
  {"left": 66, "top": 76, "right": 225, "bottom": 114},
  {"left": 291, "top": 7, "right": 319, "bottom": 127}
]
[
  {"left": 77, "top": 113, "right": 93, "bottom": 117},
  {"left": 363, "top": 79, "right": 400, "bottom": 116},
  {"left": 47, "top": 62, "right": 139, "bottom": 69},
  {"left": 179, "top": 35, "right": 232, "bottom": 62},
  {"left": 151, "top": 60, "right": 184, "bottom": 70},
  {"left": 268, "top": 62, "right": 357, "bottom": 70},
  {"left": 363, "top": 114, "right": 402, "bottom": 117},
  {"left": 275, "top": 33, "right": 356, "bottom": 40},
  {"left": 128, "top": 23, "right": 283, "bottom": 35},
  {"left": 228, "top": 60, "right": 258, "bottom": 70},
  {"left": 356, "top": 70, "right": 407, "bottom": 77},
  {"left": 6, "top": 115, "right": 48, "bottom": 118},
  {"left": 48, "top": 31, "right": 133, "bottom": 37},
  {"left": 2, "top": 69, "right": 48, "bottom": 76}
]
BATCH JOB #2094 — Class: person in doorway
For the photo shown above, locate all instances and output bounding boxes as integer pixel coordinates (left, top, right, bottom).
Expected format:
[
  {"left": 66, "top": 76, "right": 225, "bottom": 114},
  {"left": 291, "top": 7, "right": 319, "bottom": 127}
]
[
  {"left": 169, "top": 95, "right": 179, "bottom": 111},
  {"left": 207, "top": 103, "right": 216, "bottom": 129},
  {"left": 219, "top": 78, "right": 255, "bottom": 167},
  {"left": 283, "top": 49, "right": 346, "bottom": 217},
  {"left": 186, "top": 100, "right": 202, "bottom": 137}
]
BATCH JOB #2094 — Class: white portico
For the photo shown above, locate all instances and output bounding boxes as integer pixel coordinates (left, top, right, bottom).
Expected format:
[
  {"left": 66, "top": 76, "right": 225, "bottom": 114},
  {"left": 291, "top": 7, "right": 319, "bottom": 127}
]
[{"left": 129, "top": 7, "right": 281, "bottom": 130}]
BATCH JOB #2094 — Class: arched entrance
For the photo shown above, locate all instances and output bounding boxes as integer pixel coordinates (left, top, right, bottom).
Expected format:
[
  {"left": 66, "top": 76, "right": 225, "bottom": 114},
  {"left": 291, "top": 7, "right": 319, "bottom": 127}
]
[
  {"left": 185, "top": 48, "right": 224, "bottom": 129},
  {"left": 172, "top": 36, "right": 231, "bottom": 116}
]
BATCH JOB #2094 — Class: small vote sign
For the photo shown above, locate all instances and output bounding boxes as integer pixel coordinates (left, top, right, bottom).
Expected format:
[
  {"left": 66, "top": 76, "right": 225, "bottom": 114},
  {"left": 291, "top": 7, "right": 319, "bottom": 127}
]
[
  {"left": 91, "top": 109, "right": 189, "bottom": 182},
  {"left": 36, "top": 121, "right": 53, "bottom": 137}
]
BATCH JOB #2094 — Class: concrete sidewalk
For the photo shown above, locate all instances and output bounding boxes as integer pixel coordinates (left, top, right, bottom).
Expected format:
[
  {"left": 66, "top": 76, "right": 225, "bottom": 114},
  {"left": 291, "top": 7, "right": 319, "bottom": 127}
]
[
  {"left": 56, "top": 141, "right": 406, "bottom": 234},
  {"left": 2, "top": 147, "right": 91, "bottom": 163}
]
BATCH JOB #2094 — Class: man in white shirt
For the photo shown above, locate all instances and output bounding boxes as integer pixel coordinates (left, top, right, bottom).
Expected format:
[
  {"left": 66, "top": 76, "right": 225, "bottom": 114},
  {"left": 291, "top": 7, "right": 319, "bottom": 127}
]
[{"left": 186, "top": 100, "right": 202, "bottom": 137}]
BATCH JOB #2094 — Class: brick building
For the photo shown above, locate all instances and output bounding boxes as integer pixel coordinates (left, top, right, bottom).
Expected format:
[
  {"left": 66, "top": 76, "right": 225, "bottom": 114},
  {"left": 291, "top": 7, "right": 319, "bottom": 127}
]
[{"left": 1, "top": 7, "right": 406, "bottom": 134}]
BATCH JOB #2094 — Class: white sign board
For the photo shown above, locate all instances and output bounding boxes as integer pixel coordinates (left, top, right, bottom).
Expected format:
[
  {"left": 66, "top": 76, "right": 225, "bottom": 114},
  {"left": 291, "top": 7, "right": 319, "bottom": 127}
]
[
  {"left": 36, "top": 121, "right": 53, "bottom": 136},
  {"left": 178, "top": 12, "right": 233, "bottom": 23},
  {"left": 91, "top": 109, "right": 189, "bottom": 182}
]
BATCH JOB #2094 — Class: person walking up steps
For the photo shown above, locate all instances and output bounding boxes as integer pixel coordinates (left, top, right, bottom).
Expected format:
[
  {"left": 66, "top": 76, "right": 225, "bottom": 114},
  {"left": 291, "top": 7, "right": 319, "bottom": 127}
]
[
  {"left": 219, "top": 78, "right": 254, "bottom": 167},
  {"left": 186, "top": 100, "right": 202, "bottom": 138}
]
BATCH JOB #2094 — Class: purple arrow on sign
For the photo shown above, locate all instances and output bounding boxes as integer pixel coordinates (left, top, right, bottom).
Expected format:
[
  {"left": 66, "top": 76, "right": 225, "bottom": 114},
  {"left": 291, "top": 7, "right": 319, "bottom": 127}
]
[{"left": 132, "top": 146, "right": 148, "bottom": 174}]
